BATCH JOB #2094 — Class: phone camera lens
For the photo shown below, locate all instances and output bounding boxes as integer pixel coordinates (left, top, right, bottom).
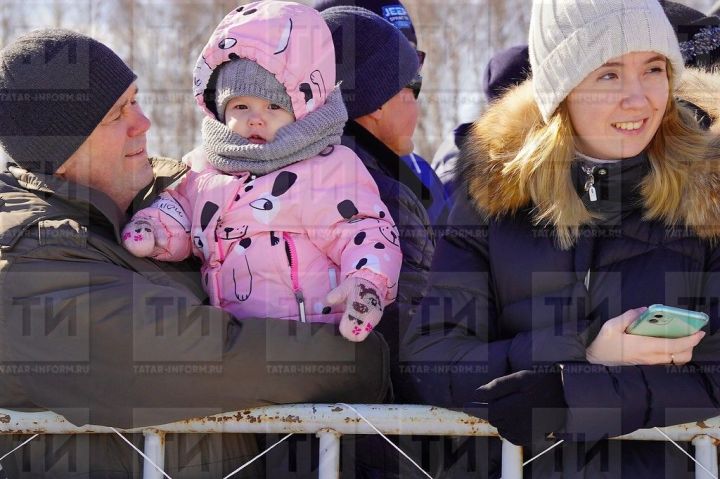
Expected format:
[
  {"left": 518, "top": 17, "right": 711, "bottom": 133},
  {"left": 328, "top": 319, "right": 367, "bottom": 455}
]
[
  {"left": 649, "top": 318, "right": 658, "bottom": 323},
  {"left": 654, "top": 314, "right": 663, "bottom": 319}
]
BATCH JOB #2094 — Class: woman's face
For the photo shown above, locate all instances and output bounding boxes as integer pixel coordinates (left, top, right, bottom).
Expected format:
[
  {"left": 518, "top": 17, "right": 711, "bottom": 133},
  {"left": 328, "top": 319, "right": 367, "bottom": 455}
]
[{"left": 567, "top": 51, "right": 669, "bottom": 160}]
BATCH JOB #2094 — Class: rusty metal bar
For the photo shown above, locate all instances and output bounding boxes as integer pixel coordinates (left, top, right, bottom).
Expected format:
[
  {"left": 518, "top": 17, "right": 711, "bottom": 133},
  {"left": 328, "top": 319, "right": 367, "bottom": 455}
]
[
  {"left": 3, "top": 405, "right": 718, "bottom": 441},
  {"left": 0, "top": 405, "right": 494, "bottom": 436},
  {"left": 0, "top": 406, "right": 719, "bottom": 478},
  {"left": 613, "top": 417, "right": 720, "bottom": 442}
]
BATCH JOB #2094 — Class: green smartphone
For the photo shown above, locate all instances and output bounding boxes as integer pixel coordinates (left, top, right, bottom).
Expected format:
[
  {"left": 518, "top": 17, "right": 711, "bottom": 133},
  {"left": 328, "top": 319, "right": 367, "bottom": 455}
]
[{"left": 625, "top": 304, "right": 709, "bottom": 338}]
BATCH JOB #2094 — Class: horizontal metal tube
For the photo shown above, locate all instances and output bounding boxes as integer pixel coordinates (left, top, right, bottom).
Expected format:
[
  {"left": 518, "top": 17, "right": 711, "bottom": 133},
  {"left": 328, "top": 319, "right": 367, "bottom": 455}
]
[
  {"left": 0, "top": 405, "right": 497, "bottom": 436},
  {"left": 0, "top": 405, "right": 719, "bottom": 444},
  {"left": 613, "top": 418, "right": 720, "bottom": 443}
]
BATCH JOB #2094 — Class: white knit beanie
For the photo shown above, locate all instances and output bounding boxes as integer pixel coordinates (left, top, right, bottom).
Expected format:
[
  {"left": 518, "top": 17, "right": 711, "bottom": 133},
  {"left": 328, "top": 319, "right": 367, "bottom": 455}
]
[{"left": 529, "top": 0, "right": 685, "bottom": 122}]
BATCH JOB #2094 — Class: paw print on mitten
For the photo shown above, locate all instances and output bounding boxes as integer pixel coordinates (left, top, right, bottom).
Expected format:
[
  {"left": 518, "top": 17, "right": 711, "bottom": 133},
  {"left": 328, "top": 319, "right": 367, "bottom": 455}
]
[
  {"left": 121, "top": 218, "right": 157, "bottom": 257},
  {"left": 326, "top": 277, "right": 384, "bottom": 342}
]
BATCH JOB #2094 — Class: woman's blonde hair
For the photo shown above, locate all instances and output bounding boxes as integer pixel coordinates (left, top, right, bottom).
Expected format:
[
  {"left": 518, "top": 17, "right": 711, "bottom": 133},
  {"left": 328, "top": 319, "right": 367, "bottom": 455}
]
[{"left": 496, "top": 62, "right": 719, "bottom": 249}]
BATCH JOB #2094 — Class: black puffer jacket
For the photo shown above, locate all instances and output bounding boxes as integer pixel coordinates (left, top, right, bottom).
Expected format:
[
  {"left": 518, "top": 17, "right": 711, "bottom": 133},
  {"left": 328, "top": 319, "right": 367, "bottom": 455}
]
[
  {"left": 341, "top": 120, "right": 434, "bottom": 400},
  {"left": 404, "top": 79, "right": 720, "bottom": 477}
]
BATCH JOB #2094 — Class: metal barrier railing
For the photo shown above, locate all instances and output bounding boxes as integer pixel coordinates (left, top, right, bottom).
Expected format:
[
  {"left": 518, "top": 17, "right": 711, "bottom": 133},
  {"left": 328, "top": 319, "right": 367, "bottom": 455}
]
[{"left": 0, "top": 405, "right": 717, "bottom": 478}]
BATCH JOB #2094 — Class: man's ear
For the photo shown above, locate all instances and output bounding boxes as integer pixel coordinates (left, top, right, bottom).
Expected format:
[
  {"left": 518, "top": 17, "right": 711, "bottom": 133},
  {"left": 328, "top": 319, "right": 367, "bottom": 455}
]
[
  {"left": 355, "top": 106, "right": 385, "bottom": 135},
  {"left": 356, "top": 107, "right": 383, "bottom": 129},
  {"left": 366, "top": 106, "right": 383, "bottom": 121}
]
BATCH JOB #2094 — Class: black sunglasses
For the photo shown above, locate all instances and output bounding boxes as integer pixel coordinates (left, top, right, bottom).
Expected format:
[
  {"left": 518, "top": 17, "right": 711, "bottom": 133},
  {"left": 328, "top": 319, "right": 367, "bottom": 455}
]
[
  {"left": 417, "top": 50, "right": 426, "bottom": 69},
  {"left": 406, "top": 73, "right": 423, "bottom": 100}
]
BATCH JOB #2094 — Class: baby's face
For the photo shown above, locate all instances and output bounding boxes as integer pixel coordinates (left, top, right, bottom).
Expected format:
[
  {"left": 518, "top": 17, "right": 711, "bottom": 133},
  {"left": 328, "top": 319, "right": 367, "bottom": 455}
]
[{"left": 224, "top": 96, "right": 295, "bottom": 144}]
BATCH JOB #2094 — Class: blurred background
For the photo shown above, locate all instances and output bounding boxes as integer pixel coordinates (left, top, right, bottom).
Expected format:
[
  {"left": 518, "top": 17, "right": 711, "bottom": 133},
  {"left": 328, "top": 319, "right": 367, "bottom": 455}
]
[{"left": 0, "top": 0, "right": 716, "bottom": 161}]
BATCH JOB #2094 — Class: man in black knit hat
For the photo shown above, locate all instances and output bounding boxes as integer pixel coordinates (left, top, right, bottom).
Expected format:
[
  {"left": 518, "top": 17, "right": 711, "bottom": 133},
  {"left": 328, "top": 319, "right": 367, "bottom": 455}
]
[
  {"left": 306, "top": 7, "right": 447, "bottom": 478},
  {"left": 318, "top": 5, "right": 431, "bottom": 404},
  {"left": 0, "top": 28, "right": 389, "bottom": 478},
  {"left": 315, "top": 0, "right": 450, "bottom": 231}
]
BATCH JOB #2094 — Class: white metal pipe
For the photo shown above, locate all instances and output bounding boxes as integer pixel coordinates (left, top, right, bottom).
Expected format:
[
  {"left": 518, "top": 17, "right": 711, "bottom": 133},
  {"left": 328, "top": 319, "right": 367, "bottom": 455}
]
[
  {"left": 0, "top": 405, "right": 497, "bottom": 436},
  {"left": 614, "top": 419, "right": 720, "bottom": 442},
  {"left": 1, "top": 406, "right": 720, "bottom": 443},
  {"left": 501, "top": 439, "right": 523, "bottom": 479},
  {"left": 316, "top": 428, "right": 341, "bottom": 479},
  {"left": 692, "top": 435, "right": 719, "bottom": 479},
  {"left": 1, "top": 406, "right": 720, "bottom": 444},
  {"left": 146, "top": 404, "right": 497, "bottom": 436},
  {"left": 1, "top": 404, "right": 720, "bottom": 479},
  {"left": 142, "top": 430, "right": 165, "bottom": 479}
]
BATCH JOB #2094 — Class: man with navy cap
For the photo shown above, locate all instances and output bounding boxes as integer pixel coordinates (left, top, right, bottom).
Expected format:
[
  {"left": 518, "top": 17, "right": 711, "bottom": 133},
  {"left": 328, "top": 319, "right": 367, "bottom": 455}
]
[
  {"left": 315, "top": 0, "right": 449, "bottom": 230},
  {"left": 299, "top": 6, "right": 449, "bottom": 478},
  {"left": 317, "top": 3, "right": 432, "bottom": 403}
]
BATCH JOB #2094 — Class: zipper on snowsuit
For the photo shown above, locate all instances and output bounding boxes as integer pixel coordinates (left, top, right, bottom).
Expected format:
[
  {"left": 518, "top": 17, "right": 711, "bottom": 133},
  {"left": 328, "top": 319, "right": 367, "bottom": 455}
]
[{"left": 283, "top": 232, "right": 306, "bottom": 322}]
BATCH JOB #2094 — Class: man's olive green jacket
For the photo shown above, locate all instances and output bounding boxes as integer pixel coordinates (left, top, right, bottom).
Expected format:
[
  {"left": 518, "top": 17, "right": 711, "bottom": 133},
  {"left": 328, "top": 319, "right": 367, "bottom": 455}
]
[{"left": 0, "top": 158, "right": 389, "bottom": 429}]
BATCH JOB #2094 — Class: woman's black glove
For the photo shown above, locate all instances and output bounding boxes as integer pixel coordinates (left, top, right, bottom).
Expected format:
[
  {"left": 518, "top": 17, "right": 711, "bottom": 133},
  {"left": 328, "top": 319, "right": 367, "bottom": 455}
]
[{"left": 476, "top": 368, "right": 568, "bottom": 447}]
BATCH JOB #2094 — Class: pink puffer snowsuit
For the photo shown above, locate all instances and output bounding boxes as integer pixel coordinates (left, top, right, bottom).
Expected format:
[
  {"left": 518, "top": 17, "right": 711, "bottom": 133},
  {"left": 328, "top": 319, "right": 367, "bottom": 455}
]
[{"left": 126, "top": 1, "right": 401, "bottom": 325}]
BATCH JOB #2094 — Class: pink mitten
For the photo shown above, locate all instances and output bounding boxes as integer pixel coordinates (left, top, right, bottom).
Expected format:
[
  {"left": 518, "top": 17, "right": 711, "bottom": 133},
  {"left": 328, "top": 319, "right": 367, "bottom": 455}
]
[
  {"left": 326, "top": 277, "right": 384, "bottom": 342},
  {"left": 121, "top": 218, "right": 157, "bottom": 257}
]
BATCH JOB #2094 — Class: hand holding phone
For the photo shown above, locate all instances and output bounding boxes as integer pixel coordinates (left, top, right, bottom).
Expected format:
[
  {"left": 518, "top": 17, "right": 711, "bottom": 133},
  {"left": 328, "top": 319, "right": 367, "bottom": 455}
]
[
  {"left": 625, "top": 304, "right": 708, "bottom": 338},
  {"left": 587, "top": 307, "right": 705, "bottom": 366}
]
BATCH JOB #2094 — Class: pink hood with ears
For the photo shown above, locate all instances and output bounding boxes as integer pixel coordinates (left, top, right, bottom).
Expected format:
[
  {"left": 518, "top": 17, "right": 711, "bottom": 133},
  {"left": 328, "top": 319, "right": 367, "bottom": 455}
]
[{"left": 193, "top": 1, "right": 337, "bottom": 121}]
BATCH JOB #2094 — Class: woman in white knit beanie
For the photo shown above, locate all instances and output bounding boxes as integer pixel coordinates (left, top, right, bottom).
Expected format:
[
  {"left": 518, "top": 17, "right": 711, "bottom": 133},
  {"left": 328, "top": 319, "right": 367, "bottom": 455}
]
[{"left": 405, "top": 0, "right": 720, "bottom": 476}]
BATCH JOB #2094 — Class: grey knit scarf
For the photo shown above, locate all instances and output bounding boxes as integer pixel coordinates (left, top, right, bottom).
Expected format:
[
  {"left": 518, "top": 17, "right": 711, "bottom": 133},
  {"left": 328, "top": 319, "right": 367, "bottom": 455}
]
[{"left": 202, "top": 88, "right": 348, "bottom": 175}]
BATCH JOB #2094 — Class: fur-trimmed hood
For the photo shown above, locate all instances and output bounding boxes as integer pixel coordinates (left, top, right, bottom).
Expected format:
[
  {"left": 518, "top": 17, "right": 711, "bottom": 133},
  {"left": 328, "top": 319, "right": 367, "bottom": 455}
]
[
  {"left": 459, "top": 80, "right": 540, "bottom": 220},
  {"left": 677, "top": 67, "right": 720, "bottom": 137},
  {"left": 459, "top": 73, "right": 720, "bottom": 246}
]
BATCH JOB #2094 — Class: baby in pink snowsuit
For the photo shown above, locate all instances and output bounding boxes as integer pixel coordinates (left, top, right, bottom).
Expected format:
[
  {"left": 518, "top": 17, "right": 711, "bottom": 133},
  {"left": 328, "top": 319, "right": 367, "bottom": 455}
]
[{"left": 122, "top": 1, "right": 402, "bottom": 341}]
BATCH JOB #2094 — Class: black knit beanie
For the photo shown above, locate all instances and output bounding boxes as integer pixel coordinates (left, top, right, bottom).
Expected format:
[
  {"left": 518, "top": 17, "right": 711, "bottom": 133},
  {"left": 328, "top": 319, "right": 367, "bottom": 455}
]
[
  {"left": 320, "top": 6, "right": 419, "bottom": 120},
  {"left": 0, "top": 29, "right": 137, "bottom": 174},
  {"left": 314, "top": 0, "right": 418, "bottom": 47},
  {"left": 483, "top": 45, "right": 530, "bottom": 102},
  {"left": 661, "top": 0, "right": 720, "bottom": 70}
]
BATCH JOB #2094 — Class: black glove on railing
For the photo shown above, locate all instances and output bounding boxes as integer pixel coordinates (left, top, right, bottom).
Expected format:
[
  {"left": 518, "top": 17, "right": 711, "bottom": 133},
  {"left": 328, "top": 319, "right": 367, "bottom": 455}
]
[{"left": 476, "top": 368, "right": 567, "bottom": 447}]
